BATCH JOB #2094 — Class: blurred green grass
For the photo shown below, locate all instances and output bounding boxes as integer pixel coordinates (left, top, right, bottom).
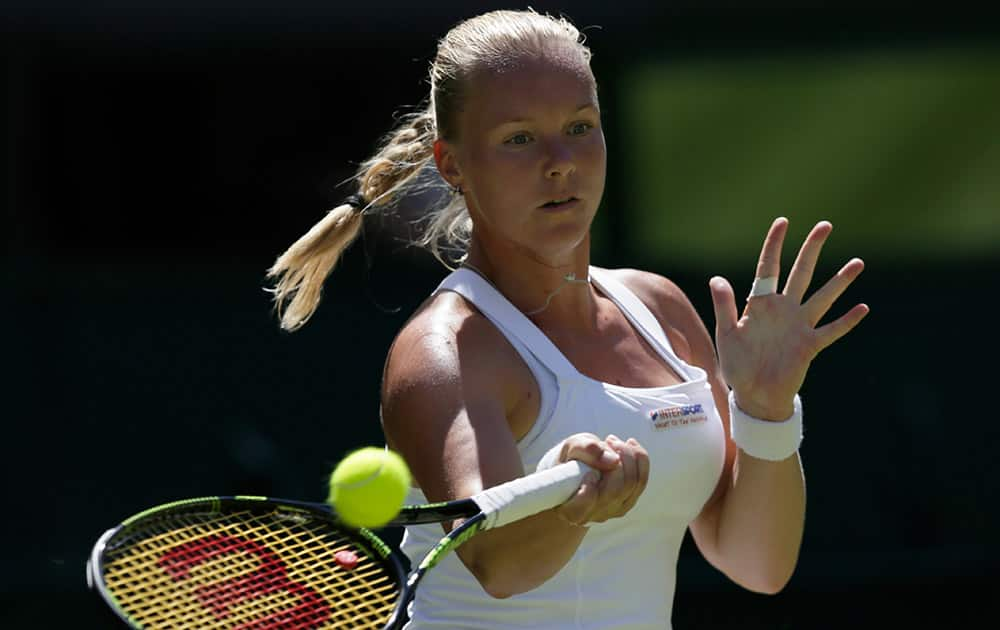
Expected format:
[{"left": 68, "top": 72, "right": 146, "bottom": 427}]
[{"left": 621, "top": 45, "right": 1000, "bottom": 266}]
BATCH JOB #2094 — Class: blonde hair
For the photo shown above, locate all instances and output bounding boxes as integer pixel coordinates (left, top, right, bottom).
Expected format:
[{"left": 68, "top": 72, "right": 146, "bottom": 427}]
[{"left": 266, "top": 9, "right": 592, "bottom": 331}]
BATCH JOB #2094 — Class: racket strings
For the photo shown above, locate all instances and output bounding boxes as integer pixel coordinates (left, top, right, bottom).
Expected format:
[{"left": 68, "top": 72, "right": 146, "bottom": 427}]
[{"left": 102, "top": 507, "right": 399, "bottom": 628}]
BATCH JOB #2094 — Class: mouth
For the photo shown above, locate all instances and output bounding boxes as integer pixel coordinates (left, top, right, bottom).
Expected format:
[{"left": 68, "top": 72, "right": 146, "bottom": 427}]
[{"left": 539, "top": 197, "right": 580, "bottom": 211}]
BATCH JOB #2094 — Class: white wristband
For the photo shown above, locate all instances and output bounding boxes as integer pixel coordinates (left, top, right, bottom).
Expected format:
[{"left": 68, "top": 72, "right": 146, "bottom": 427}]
[{"left": 729, "top": 390, "right": 803, "bottom": 461}]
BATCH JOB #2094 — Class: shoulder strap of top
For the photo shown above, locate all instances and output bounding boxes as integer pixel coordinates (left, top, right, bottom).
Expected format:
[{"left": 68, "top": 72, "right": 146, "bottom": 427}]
[
  {"left": 588, "top": 266, "right": 695, "bottom": 381},
  {"left": 434, "top": 268, "right": 579, "bottom": 379}
]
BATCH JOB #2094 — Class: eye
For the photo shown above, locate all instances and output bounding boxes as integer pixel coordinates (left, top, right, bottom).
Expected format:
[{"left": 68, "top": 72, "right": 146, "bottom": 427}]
[
  {"left": 505, "top": 132, "right": 533, "bottom": 146},
  {"left": 569, "top": 121, "right": 594, "bottom": 136}
]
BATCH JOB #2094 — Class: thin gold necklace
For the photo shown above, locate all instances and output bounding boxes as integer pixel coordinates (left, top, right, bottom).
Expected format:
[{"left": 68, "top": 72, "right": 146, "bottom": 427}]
[{"left": 460, "top": 261, "right": 591, "bottom": 316}]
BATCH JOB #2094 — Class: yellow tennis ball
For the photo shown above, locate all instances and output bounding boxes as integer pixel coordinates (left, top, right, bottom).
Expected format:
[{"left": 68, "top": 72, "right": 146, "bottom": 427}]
[{"left": 327, "top": 446, "right": 411, "bottom": 529}]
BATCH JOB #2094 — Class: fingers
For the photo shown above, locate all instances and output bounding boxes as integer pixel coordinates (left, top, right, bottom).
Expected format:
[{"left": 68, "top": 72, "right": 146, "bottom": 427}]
[
  {"left": 560, "top": 433, "right": 620, "bottom": 473},
  {"left": 709, "top": 276, "right": 739, "bottom": 335},
  {"left": 754, "top": 217, "right": 789, "bottom": 281},
  {"left": 815, "top": 302, "right": 870, "bottom": 353},
  {"left": 554, "top": 433, "right": 619, "bottom": 526},
  {"left": 588, "top": 434, "right": 649, "bottom": 523},
  {"left": 604, "top": 435, "right": 649, "bottom": 514},
  {"left": 804, "top": 257, "right": 865, "bottom": 326},
  {"left": 783, "top": 221, "right": 833, "bottom": 301},
  {"left": 556, "top": 434, "right": 649, "bottom": 526}
]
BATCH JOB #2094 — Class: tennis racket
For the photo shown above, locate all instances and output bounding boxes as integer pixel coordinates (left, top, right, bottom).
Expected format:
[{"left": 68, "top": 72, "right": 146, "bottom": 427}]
[{"left": 87, "top": 460, "right": 591, "bottom": 629}]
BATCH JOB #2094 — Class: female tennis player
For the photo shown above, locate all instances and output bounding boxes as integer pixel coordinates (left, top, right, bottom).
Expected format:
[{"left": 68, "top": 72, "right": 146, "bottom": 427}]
[{"left": 267, "top": 8, "right": 868, "bottom": 628}]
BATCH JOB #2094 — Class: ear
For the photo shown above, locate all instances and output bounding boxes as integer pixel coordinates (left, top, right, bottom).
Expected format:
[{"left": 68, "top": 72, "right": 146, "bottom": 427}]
[{"left": 433, "top": 139, "right": 462, "bottom": 189}]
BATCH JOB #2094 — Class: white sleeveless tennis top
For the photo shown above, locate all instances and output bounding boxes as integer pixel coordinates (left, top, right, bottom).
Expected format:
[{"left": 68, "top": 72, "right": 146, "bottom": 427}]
[{"left": 400, "top": 267, "right": 726, "bottom": 629}]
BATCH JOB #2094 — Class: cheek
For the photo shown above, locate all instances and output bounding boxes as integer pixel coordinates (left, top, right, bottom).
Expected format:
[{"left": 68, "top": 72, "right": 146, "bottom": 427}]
[
  {"left": 586, "top": 132, "right": 608, "bottom": 170},
  {"left": 469, "top": 150, "right": 534, "bottom": 196}
]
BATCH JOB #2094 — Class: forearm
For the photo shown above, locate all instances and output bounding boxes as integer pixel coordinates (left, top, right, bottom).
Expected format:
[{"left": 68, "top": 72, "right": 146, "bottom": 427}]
[
  {"left": 455, "top": 509, "right": 588, "bottom": 598},
  {"left": 714, "top": 450, "right": 805, "bottom": 593}
]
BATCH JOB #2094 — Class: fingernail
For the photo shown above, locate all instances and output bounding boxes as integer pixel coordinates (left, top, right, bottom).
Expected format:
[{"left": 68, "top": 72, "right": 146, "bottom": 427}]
[
  {"left": 585, "top": 471, "right": 600, "bottom": 485},
  {"left": 601, "top": 450, "right": 619, "bottom": 465}
]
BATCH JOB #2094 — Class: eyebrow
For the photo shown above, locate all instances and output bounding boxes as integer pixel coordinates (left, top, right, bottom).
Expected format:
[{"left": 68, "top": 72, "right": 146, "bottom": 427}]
[{"left": 493, "top": 103, "right": 600, "bottom": 126}]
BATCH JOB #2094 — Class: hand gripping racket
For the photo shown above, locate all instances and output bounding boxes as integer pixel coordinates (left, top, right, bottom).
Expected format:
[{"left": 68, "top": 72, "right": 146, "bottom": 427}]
[{"left": 87, "top": 460, "right": 591, "bottom": 629}]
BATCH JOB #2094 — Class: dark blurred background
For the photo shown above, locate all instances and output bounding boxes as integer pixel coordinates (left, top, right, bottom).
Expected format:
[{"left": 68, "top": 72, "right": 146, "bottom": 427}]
[{"left": 4, "top": 1, "right": 998, "bottom": 627}]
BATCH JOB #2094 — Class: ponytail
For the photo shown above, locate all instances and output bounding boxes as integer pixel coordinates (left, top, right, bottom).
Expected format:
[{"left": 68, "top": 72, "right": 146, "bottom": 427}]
[
  {"left": 265, "top": 202, "right": 364, "bottom": 331},
  {"left": 266, "top": 108, "right": 436, "bottom": 331}
]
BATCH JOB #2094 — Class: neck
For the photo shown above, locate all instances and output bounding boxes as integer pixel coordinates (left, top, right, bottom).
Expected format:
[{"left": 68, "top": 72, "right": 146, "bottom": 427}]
[{"left": 463, "top": 234, "right": 597, "bottom": 331}]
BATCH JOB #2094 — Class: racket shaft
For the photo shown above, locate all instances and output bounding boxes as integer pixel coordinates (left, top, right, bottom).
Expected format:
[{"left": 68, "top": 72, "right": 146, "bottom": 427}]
[{"left": 390, "top": 499, "right": 479, "bottom": 525}]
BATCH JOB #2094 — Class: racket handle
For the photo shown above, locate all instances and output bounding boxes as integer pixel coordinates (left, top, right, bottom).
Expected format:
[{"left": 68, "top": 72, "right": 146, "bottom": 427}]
[{"left": 473, "top": 461, "right": 593, "bottom": 530}]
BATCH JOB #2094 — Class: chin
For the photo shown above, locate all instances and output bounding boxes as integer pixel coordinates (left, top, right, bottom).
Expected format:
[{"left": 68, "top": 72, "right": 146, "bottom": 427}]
[{"left": 529, "top": 224, "right": 591, "bottom": 259}]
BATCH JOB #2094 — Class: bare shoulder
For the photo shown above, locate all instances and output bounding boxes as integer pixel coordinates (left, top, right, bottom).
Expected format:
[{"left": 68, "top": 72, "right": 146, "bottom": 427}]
[
  {"left": 602, "top": 267, "right": 715, "bottom": 367},
  {"left": 608, "top": 268, "right": 689, "bottom": 313},
  {"left": 383, "top": 291, "right": 502, "bottom": 405},
  {"left": 380, "top": 290, "right": 528, "bottom": 445}
]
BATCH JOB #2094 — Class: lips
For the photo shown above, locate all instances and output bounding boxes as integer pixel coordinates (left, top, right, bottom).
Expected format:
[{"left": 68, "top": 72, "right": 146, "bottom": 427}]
[{"left": 540, "top": 196, "right": 578, "bottom": 209}]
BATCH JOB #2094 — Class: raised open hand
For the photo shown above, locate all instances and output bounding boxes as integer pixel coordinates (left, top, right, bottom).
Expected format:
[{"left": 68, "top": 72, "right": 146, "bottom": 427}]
[{"left": 709, "top": 218, "right": 869, "bottom": 420}]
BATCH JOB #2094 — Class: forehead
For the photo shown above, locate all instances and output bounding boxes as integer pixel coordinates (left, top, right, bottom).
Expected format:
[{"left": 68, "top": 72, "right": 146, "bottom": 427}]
[{"left": 462, "top": 48, "right": 598, "bottom": 129}]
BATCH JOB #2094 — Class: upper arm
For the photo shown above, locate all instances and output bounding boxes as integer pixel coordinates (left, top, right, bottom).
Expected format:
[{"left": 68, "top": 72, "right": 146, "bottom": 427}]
[
  {"left": 614, "top": 269, "right": 737, "bottom": 563},
  {"left": 379, "top": 300, "right": 526, "bottom": 519}
]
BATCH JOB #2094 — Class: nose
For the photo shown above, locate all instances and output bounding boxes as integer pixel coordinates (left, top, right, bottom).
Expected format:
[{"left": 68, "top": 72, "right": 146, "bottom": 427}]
[{"left": 544, "top": 138, "right": 575, "bottom": 178}]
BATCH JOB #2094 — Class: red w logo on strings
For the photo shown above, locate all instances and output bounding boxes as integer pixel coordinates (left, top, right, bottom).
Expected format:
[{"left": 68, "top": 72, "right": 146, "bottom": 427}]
[{"left": 158, "top": 534, "right": 331, "bottom": 629}]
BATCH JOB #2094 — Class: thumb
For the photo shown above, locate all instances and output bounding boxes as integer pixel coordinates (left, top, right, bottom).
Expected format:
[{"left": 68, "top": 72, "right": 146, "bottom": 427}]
[{"left": 709, "top": 276, "right": 738, "bottom": 336}]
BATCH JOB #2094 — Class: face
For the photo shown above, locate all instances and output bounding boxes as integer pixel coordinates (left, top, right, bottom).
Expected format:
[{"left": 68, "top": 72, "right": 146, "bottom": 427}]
[{"left": 435, "top": 46, "right": 606, "bottom": 265}]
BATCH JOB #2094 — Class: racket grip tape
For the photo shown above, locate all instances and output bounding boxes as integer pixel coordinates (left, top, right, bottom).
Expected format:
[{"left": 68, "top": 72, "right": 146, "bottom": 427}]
[{"left": 473, "top": 461, "right": 593, "bottom": 530}]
